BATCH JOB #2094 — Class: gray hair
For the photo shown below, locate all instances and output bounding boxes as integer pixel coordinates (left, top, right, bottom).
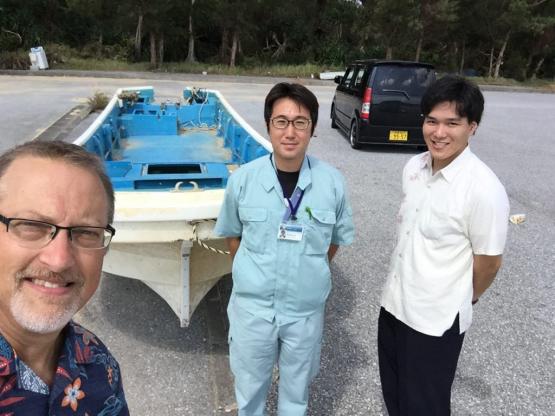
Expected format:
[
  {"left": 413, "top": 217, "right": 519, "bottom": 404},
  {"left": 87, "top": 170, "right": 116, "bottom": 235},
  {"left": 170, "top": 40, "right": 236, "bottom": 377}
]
[{"left": 0, "top": 140, "right": 115, "bottom": 223}]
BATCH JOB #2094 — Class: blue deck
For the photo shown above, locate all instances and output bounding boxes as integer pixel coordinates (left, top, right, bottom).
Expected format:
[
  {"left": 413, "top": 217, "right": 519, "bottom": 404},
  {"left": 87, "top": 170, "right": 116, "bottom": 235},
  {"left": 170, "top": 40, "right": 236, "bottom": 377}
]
[
  {"left": 81, "top": 87, "right": 269, "bottom": 192},
  {"left": 118, "top": 130, "right": 232, "bottom": 164}
]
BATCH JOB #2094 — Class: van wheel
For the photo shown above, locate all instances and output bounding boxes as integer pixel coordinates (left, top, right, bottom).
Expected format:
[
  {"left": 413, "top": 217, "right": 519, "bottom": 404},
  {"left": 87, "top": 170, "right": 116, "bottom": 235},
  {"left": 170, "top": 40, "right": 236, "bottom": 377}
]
[
  {"left": 331, "top": 105, "right": 338, "bottom": 129},
  {"left": 349, "top": 120, "right": 361, "bottom": 149}
]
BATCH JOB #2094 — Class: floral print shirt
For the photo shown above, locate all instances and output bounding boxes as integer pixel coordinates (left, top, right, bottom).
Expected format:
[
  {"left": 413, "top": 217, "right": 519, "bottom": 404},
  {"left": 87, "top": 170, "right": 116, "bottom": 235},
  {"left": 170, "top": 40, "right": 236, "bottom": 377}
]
[{"left": 0, "top": 321, "right": 129, "bottom": 416}]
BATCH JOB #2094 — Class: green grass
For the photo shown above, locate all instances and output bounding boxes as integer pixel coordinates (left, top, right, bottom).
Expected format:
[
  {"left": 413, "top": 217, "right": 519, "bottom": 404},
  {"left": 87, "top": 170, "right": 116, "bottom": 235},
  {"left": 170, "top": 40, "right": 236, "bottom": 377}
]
[
  {"left": 56, "top": 58, "right": 152, "bottom": 72},
  {"left": 469, "top": 76, "right": 555, "bottom": 91},
  {"left": 87, "top": 91, "right": 110, "bottom": 111},
  {"left": 46, "top": 57, "right": 555, "bottom": 91},
  {"left": 54, "top": 58, "right": 341, "bottom": 79}
]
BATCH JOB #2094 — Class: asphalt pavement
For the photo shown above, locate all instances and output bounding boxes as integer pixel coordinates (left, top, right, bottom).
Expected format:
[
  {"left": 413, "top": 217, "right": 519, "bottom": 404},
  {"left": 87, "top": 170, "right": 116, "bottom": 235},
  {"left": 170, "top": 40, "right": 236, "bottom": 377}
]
[{"left": 0, "top": 72, "right": 553, "bottom": 415}]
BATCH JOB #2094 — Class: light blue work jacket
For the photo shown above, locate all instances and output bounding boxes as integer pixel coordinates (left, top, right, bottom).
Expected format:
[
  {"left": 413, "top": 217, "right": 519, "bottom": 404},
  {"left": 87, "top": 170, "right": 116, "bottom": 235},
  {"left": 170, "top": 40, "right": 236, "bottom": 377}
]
[{"left": 215, "top": 154, "right": 354, "bottom": 323}]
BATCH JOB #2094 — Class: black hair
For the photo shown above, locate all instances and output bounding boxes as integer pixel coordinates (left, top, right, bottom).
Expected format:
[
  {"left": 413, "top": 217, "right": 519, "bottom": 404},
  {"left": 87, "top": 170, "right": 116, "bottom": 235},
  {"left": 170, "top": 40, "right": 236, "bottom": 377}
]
[
  {"left": 421, "top": 75, "right": 484, "bottom": 124},
  {"left": 264, "top": 83, "right": 319, "bottom": 135}
]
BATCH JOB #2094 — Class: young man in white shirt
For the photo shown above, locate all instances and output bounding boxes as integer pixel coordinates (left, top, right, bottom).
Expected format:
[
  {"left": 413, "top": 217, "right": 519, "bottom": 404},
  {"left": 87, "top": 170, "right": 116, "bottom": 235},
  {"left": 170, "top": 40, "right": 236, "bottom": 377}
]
[{"left": 379, "top": 76, "right": 510, "bottom": 415}]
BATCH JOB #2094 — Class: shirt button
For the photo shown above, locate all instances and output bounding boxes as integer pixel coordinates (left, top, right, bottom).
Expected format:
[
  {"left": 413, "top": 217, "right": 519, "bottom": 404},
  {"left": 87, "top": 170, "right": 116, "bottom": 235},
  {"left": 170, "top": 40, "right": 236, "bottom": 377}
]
[
  {"left": 415, "top": 208, "right": 419, "bottom": 212},
  {"left": 398, "top": 253, "right": 403, "bottom": 258},
  {"left": 406, "top": 230, "right": 410, "bottom": 235}
]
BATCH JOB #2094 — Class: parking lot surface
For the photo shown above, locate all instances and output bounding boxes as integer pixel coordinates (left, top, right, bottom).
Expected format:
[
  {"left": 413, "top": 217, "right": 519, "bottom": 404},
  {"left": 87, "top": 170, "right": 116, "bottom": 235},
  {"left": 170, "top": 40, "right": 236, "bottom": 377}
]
[{"left": 0, "top": 74, "right": 553, "bottom": 415}]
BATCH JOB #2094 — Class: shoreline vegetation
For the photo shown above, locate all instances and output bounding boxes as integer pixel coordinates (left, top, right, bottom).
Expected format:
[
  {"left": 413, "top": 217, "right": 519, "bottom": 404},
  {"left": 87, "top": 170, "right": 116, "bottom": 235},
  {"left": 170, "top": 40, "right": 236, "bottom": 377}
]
[
  {"left": 2, "top": 42, "right": 553, "bottom": 91},
  {"left": 4, "top": 56, "right": 553, "bottom": 92},
  {"left": 46, "top": 60, "right": 555, "bottom": 93}
]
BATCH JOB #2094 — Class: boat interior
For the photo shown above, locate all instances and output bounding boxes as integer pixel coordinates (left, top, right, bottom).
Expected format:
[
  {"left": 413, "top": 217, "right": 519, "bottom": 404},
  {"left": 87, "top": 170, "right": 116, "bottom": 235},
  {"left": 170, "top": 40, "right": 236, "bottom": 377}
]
[{"left": 82, "top": 88, "right": 269, "bottom": 191}]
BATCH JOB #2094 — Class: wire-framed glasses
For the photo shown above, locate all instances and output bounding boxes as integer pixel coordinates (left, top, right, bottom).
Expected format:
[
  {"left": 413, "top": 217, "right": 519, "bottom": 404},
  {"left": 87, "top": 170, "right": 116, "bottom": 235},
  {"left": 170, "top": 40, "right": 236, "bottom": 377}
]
[
  {"left": 270, "top": 116, "right": 312, "bottom": 130},
  {"left": 0, "top": 214, "right": 115, "bottom": 250}
]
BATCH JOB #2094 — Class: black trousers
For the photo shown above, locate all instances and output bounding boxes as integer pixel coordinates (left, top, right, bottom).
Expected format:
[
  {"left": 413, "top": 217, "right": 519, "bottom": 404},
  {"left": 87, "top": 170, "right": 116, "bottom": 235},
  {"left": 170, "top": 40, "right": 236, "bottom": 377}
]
[{"left": 378, "top": 307, "right": 465, "bottom": 416}]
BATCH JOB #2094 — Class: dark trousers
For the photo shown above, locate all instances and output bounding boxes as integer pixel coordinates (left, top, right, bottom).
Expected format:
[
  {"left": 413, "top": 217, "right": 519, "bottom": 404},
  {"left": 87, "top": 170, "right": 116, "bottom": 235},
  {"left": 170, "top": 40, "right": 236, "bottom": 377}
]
[{"left": 378, "top": 307, "right": 465, "bottom": 416}]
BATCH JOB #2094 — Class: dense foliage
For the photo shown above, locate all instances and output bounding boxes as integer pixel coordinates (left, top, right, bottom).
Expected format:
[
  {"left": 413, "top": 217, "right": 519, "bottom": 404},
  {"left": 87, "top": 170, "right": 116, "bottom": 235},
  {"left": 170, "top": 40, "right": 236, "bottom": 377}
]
[{"left": 1, "top": 0, "right": 554, "bottom": 79}]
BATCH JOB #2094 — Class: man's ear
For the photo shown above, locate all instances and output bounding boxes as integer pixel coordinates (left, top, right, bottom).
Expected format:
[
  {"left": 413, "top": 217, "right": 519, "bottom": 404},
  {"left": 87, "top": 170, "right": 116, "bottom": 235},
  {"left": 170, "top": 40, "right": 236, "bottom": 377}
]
[{"left": 470, "top": 121, "right": 478, "bottom": 136}]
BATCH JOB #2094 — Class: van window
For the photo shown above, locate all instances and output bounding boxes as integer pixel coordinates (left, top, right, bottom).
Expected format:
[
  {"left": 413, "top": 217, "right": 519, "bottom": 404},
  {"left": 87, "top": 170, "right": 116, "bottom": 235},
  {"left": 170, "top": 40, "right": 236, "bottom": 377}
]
[
  {"left": 341, "top": 67, "right": 355, "bottom": 87},
  {"left": 373, "top": 66, "right": 435, "bottom": 96},
  {"left": 353, "top": 67, "right": 365, "bottom": 88}
]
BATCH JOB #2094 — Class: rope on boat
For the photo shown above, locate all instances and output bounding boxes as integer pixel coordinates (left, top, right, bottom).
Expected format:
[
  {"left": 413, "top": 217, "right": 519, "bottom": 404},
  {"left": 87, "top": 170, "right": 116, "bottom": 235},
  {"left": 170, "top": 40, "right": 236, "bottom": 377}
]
[{"left": 191, "top": 220, "right": 230, "bottom": 255}]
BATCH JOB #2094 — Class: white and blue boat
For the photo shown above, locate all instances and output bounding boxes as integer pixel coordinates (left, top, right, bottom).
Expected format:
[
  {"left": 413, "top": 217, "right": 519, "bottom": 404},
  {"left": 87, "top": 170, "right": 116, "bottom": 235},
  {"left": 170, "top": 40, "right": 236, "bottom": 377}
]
[{"left": 74, "top": 86, "right": 271, "bottom": 326}]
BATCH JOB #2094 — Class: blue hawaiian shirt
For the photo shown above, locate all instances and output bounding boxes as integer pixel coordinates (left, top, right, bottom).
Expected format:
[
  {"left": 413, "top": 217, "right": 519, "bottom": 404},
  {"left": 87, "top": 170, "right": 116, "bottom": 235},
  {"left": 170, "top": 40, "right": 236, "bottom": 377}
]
[{"left": 0, "top": 321, "right": 129, "bottom": 416}]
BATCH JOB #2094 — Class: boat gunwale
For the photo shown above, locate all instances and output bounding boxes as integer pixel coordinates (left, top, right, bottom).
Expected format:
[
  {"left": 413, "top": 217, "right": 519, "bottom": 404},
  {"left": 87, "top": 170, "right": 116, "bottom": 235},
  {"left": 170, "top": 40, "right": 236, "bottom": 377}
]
[{"left": 73, "top": 85, "right": 273, "bottom": 153}]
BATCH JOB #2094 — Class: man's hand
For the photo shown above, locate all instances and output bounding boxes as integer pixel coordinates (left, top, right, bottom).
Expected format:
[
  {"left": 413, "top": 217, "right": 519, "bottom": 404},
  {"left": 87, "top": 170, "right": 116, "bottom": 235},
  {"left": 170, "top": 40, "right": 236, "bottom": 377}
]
[
  {"left": 328, "top": 244, "right": 339, "bottom": 262},
  {"left": 472, "top": 254, "right": 503, "bottom": 302},
  {"left": 226, "top": 237, "right": 241, "bottom": 260}
]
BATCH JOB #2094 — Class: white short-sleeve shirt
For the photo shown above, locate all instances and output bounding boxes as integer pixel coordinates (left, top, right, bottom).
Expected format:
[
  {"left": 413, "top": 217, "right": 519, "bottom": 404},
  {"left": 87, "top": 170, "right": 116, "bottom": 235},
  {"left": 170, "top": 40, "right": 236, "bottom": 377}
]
[{"left": 381, "top": 147, "right": 510, "bottom": 336}]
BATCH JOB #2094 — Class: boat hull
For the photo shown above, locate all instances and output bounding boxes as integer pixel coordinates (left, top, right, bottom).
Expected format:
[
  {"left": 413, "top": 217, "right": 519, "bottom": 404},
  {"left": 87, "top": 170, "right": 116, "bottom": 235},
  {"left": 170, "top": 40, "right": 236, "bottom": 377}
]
[
  {"left": 104, "top": 238, "right": 231, "bottom": 327},
  {"left": 101, "top": 190, "right": 232, "bottom": 327}
]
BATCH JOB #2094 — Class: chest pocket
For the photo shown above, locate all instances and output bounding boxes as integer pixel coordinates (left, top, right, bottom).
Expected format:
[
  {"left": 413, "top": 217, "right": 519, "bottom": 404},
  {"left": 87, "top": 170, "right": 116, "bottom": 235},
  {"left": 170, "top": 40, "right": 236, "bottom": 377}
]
[
  {"left": 418, "top": 206, "right": 463, "bottom": 244},
  {"left": 239, "top": 207, "right": 268, "bottom": 253},
  {"left": 304, "top": 209, "right": 336, "bottom": 255}
]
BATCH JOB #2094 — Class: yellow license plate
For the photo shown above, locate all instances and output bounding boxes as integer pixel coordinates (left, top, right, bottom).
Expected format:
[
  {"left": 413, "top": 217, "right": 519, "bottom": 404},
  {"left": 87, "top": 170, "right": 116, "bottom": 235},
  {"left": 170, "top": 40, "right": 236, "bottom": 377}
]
[{"left": 389, "top": 130, "right": 408, "bottom": 141}]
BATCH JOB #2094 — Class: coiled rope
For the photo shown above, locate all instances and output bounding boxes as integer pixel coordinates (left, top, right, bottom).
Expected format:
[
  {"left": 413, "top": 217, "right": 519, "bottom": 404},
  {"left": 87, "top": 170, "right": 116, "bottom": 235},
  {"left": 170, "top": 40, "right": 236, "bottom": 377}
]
[{"left": 191, "top": 220, "right": 230, "bottom": 255}]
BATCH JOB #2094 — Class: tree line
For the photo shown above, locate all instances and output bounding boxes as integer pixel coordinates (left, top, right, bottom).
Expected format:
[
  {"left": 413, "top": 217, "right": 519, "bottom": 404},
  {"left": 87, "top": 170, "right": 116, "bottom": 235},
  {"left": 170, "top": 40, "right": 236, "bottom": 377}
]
[{"left": 1, "top": 0, "right": 554, "bottom": 80}]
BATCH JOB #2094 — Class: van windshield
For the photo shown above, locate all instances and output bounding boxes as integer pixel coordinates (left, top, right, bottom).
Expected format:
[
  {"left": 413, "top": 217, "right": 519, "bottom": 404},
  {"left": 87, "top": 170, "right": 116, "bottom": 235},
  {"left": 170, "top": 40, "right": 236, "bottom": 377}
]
[{"left": 373, "top": 66, "right": 435, "bottom": 97}]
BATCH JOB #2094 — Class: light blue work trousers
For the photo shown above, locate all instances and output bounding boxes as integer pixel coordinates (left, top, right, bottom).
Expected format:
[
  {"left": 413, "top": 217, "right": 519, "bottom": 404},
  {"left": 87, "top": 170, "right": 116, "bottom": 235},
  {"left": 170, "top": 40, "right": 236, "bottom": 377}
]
[{"left": 228, "top": 299, "right": 325, "bottom": 416}]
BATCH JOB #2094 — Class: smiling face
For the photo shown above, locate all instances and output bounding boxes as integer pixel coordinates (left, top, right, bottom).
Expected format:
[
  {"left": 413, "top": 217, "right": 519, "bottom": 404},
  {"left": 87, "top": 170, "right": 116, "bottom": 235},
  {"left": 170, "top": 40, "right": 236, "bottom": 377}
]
[
  {"left": 423, "top": 101, "right": 478, "bottom": 173},
  {"left": 269, "top": 97, "right": 312, "bottom": 172},
  {"left": 0, "top": 156, "right": 109, "bottom": 336}
]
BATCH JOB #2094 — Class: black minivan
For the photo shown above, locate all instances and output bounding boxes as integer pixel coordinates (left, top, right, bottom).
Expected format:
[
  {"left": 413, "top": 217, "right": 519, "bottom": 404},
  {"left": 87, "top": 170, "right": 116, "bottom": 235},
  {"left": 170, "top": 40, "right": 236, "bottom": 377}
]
[{"left": 331, "top": 60, "right": 436, "bottom": 149}]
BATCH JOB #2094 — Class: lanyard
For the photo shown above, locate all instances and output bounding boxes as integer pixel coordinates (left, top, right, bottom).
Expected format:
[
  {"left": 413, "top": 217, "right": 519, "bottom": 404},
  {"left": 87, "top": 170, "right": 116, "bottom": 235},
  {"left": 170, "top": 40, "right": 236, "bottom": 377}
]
[
  {"left": 269, "top": 154, "right": 311, "bottom": 221},
  {"left": 286, "top": 189, "right": 304, "bottom": 221}
]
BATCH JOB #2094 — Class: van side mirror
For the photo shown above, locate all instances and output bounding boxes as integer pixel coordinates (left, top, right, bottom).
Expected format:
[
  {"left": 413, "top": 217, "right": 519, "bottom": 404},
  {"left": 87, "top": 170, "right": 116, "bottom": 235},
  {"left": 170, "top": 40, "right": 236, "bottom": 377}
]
[{"left": 334, "top": 76, "right": 342, "bottom": 84}]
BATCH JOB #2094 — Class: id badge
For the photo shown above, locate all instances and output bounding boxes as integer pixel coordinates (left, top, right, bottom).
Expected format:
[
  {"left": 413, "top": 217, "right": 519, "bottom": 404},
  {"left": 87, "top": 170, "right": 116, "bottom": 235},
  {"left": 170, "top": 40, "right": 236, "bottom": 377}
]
[{"left": 277, "top": 222, "right": 304, "bottom": 241}]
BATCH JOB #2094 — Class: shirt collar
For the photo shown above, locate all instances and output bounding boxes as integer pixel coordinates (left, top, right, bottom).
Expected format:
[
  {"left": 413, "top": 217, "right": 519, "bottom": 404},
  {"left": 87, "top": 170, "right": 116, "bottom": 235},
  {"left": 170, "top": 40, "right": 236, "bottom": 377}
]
[
  {"left": 0, "top": 321, "right": 100, "bottom": 399},
  {"left": 418, "top": 151, "right": 432, "bottom": 171},
  {"left": 0, "top": 331, "right": 16, "bottom": 377},
  {"left": 261, "top": 153, "right": 312, "bottom": 192},
  {"left": 0, "top": 320, "right": 97, "bottom": 380},
  {"left": 439, "top": 146, "right": 472, "bottom": 182},
  {"left": 419, "top": 146, "right": 473, "bottom": 183},
  {"left": 63, "top": 321, "right": 100, "bottom": 366}
]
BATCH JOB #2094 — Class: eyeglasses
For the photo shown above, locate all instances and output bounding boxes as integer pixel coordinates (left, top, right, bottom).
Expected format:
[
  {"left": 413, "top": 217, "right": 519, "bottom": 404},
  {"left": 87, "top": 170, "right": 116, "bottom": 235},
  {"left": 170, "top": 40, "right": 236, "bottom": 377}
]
[
  {"left": 0, "top": 214, "right": 115, "bottom": 250},
  {"left": 270, "top": 117, "right": 312, "bottom": 130}
]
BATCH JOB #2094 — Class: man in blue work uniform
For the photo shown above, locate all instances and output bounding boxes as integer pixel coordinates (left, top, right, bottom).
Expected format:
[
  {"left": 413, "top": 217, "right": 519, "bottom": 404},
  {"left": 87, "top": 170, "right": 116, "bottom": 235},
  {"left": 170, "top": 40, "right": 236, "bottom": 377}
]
[{"left": 215, "top": 82, "right": 354, "bottom": 415}]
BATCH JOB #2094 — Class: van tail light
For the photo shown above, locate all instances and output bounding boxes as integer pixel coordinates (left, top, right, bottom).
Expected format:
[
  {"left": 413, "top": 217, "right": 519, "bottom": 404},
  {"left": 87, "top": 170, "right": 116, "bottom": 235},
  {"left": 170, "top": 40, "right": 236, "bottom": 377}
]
[{"left": 361, "top": 87, "right": 372, "bottom": 119}]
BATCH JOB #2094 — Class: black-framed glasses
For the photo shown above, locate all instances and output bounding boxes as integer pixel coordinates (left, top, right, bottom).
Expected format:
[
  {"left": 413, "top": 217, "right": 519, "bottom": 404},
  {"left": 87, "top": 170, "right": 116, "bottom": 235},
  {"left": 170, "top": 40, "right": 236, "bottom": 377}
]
[
  {"left": 0, "top": 214, "right": 115, "bottom": 250},
  {"left": 270, "top": 116, "right": 312, "bottom": 130}
]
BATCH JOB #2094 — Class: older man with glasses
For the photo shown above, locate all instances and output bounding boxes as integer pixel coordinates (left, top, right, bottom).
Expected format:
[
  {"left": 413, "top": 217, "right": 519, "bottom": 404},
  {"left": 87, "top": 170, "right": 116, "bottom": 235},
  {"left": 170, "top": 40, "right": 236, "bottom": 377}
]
[
  {"left": 215, "top": 83, "right": 354, "bottom": 415},
  {"left": 0, "top": 140, "right": 129, "bottom": 415}
]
